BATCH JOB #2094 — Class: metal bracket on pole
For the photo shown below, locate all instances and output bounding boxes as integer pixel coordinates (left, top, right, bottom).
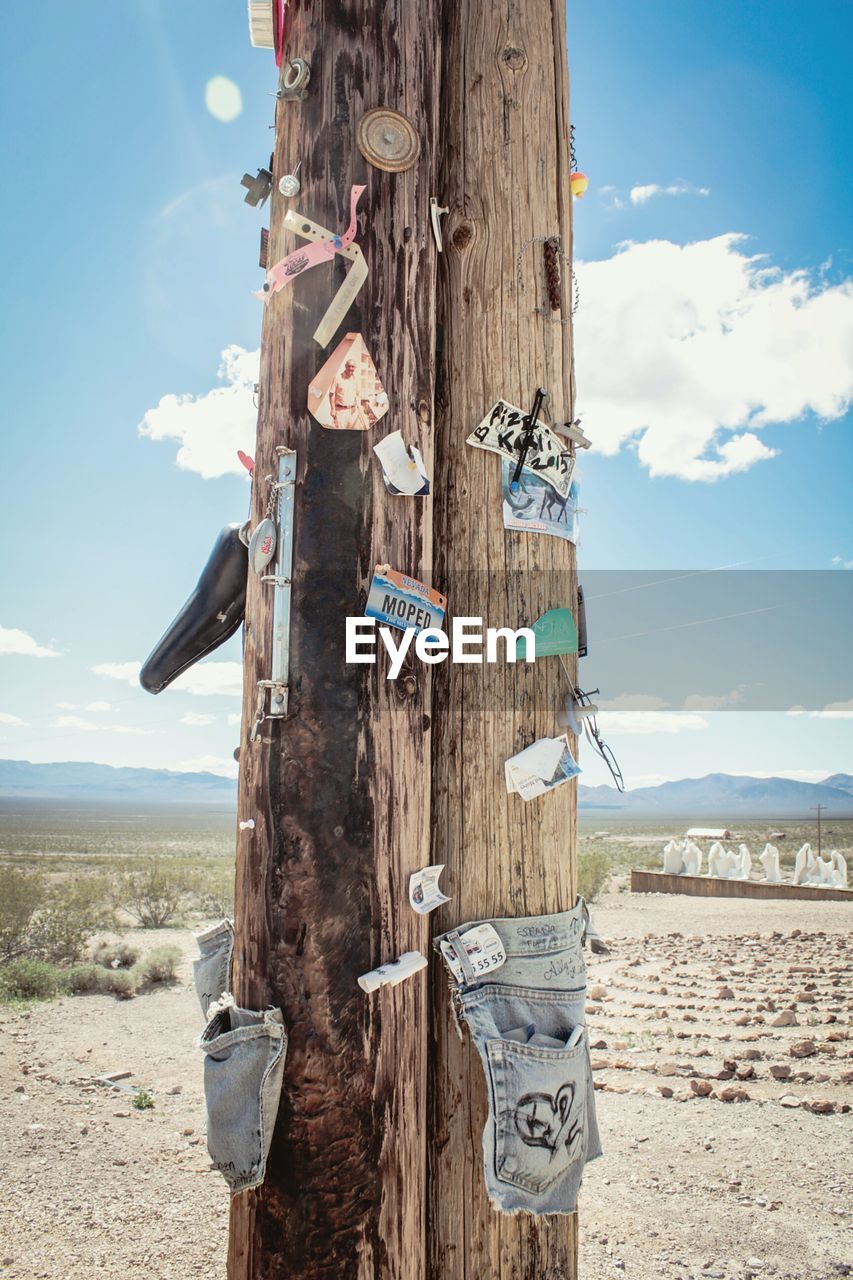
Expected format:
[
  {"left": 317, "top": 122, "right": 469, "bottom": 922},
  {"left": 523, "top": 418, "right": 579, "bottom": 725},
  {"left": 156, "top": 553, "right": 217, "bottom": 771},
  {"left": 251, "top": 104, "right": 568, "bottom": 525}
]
[
  {"left": 250, "top": 447, "right": 296, "bottom": 741},
  {"left": 430, "top": 197, "right": 449, "bottom": 252}
]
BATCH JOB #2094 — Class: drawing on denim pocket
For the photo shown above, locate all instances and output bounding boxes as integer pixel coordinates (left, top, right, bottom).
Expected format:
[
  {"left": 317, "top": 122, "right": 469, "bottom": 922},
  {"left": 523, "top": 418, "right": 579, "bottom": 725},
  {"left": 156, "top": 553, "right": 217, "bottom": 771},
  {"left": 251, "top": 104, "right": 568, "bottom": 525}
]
[{"left": 514, "top": 1082, "right": 583, "bottom": 1162}]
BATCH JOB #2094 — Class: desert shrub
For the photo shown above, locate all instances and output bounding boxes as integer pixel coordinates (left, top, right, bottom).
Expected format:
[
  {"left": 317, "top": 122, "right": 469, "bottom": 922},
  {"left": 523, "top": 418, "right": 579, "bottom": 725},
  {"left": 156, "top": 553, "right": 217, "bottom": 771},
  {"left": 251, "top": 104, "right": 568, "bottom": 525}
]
[
  {"left": 92, "top": 938, "right": 140, "bottom": 970},
  {"left": 197, "top": 864, "right": 236, "bottom": 919},
  {"left": 27, "top": 876, "right": 114, "bottom": 964},
  {"left": 0, "top": 869, "right": 46, "bottom": 961},
  {"left": 101, "top": 968, "right": 136, "bottom": 998},
  {"left": 578, "top": 849, "right": 612, "bottom": 903},
  {"left": 132, "top": 1089, "right": 155, "bottom": 1111},
  {"left": 137, "top": 945, "right": 182, "bottom": 985},
  {"left": 116, "top": 859, "right": 199, "bottom": 927},
  {"left": 65, "top": 964, "right": 108, "bottom": 994},
  {"left": 0, "top": 958, "right": 63, "bottom": 1001},
  {"left": 0, "top": 871, "right": 112, "bottom": 965}
]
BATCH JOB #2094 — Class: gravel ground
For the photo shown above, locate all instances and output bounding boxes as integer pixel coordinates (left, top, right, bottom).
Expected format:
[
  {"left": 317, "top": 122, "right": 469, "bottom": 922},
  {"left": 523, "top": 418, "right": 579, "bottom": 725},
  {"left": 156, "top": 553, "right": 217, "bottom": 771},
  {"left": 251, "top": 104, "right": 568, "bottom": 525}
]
[{"left": 0, "top": 894, "right": 850, "bottom": 1280}]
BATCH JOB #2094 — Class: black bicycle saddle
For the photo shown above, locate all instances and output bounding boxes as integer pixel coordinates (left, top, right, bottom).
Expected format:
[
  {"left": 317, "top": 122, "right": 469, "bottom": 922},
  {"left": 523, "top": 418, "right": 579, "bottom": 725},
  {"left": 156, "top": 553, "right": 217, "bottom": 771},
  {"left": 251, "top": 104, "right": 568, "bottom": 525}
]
[{"left": 139, "top": 523, "right": 248, "bottom": 695}]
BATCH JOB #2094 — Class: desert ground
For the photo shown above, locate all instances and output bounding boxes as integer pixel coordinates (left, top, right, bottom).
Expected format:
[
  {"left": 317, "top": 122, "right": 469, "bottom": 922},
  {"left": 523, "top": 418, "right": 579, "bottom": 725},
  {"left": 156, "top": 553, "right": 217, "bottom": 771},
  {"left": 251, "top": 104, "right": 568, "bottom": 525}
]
[{"left": 0, "top": 889, "right": 850, "bottom": 1280}]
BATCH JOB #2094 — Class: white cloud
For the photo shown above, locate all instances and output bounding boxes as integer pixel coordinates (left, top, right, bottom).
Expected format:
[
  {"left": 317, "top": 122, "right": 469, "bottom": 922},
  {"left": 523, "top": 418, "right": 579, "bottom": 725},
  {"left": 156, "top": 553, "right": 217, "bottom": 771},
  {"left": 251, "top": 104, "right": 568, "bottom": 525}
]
[
  {"left": 180, "top": 712, "right": 216, "bottom": 726},
  {"left": 204, "top": 76, "right": 243, "bottom": 123},
  {"left": 54, "top": 715, "right": 99, "bottom": 732},
  {"left": 56, "top": 701, "right": 78, "bottom": 710},
  {"left": 92, "top": 661, "right": 140, "bottom": 686},
  {"left": 52, "top": 713, "right": 153, "bottom": 736},
  {"left": 682, "top": 686, "right": 747, "bottom": 711},
  {"left": 576, "top": 234, "right": 853, "bottom": 480},
  {"left": 93, "top": 658, "right": 242, "bottom": 697},
  {"left": 85, "top": 700, "right": 112, "bottom": 712},
  {"left": 138, "top": 346, "right": 258, "bottom": 478},
  {"left": 597, "top": 711, "right": 709, "bottom": 735},
  {"left": 596, "top": 693, "right": 669, "bottom": 711},
  {"left": 226, "top": 713, "right": 242, "bottom": 726},
  {"left": 0, "top": 625, "right": 59, "bottom": 658},
  {"left": 177, "top": 755, "right": 238, "bottom": 779},
  {"left": 0, "top": 712, "right": 27, "bottom": 727},
  {"left": 832, "top": 555, "right": 853, "bottom": 569},
  {"left": 629, "top": 182, "right": 710, "bottom": 205},
  {"left": 171, "top": 663, "right": 243, "bottom": 697},
  {"left": 811, "top": 698, "right": 853, "bottom": 720},
  {"left": 787, "top": 699, "right": 853, "bottom": 720}
]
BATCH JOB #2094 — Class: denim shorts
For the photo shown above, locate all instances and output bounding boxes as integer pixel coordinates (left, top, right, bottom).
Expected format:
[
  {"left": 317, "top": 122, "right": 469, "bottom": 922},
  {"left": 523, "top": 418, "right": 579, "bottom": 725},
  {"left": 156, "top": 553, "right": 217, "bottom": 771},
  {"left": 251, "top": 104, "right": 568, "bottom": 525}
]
[
  {"left": 199, "top": 1001, "right": 287, "bottom": 1194},
  {"left": 434, "top": 899, "right": 602, "bottom": 1215}
]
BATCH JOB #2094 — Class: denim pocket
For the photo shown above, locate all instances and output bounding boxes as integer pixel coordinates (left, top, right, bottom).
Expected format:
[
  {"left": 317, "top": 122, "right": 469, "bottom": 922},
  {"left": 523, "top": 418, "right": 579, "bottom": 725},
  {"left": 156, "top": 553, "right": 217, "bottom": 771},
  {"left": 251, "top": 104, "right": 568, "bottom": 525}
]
[
  {"left": 193, "top": 919, "right": 234, "bottom": 1018},
  {"left": 200, "top": 1003, "right": 287, "bottom": 1194},
  {"left": 486, "top": 1034, "right": 589, "bottom": 1196}
]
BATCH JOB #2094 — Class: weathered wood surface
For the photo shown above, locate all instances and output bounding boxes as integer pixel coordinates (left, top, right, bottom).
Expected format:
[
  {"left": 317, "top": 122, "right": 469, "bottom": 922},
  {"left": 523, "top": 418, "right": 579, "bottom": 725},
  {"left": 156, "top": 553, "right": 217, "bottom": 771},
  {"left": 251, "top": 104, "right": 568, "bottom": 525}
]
[
  {"left": 230, "top": 3, "right": 439, "bottom": 1277},
  {"left": 632, "top": 869, "right": 853, "bottom": 902},
  {"left": 428, "top": 3, "right": 580, "bottom": 1278}
]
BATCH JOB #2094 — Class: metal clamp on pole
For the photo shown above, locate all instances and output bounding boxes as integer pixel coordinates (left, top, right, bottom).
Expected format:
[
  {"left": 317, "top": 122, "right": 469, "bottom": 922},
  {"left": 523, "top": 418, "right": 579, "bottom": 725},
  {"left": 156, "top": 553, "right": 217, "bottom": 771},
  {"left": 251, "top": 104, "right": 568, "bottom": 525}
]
[{"left": 250, "top": 447, "right": 296, "bottom": 741}]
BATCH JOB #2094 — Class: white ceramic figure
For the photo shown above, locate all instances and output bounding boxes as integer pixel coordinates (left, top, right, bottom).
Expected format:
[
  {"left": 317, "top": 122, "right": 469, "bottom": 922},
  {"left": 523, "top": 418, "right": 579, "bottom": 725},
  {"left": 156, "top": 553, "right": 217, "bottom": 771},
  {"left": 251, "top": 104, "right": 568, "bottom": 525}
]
[
  {"left": 682, "top": 841, "right": 702, "bottom": 877},
  {"left": 793, "top": 843, "right": 813, "bottom": 886},
  {"left": 662, "top": 839, "right": 685, "bottom": 875},
  {"left": 736, "top": 843, "right": 752, "bottom": 880},
  {"left": 759, "top": 843, "right": 781, "bottom": 884},
  {"left": 830, "top": 850, "right": 848, "bottom": 889},
  {"left": 707, "top": 841, "right": 725, "bottom": 877},
  {"left": 813, "top": 855, "right": 835, "bottom": 886}
]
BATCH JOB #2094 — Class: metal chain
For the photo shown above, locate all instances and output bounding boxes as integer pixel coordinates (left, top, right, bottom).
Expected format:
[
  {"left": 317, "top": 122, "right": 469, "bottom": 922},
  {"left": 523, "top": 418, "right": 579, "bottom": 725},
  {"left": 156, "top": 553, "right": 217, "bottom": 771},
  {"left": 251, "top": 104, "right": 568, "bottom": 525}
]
[
  {"left": 516, "top": 235, "right": 577, "bottom": 324},
  {"left": 263, "top": 475, "right": 283, "bottom": 521}
]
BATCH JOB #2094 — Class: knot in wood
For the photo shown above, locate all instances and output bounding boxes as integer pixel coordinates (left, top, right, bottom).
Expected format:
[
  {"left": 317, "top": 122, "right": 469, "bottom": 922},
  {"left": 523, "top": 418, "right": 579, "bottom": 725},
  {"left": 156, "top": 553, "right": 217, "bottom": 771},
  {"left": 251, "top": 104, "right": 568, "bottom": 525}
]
[
  {"left": 502, "top": 46, "right": 527, "bottom": 71},
  {"left": 451, "top": 220, "right": 475, "bottom": 252},
  {"left": 403, "top": 675, "right": 418, "bottom": 698}
]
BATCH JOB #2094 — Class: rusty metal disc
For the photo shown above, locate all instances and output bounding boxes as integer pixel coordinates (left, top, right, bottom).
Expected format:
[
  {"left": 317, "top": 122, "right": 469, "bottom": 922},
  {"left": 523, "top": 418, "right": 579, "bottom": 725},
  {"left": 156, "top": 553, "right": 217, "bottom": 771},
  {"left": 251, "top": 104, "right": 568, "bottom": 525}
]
[{"left": 356, "top": 108, "right": 420, "bottom": 173}]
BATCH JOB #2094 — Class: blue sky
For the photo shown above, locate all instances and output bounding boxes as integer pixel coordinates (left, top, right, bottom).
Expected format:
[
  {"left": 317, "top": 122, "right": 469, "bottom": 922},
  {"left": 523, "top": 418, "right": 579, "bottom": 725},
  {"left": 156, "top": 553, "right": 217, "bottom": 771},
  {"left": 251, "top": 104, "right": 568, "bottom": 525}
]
[{"left": 0, "top": 0, "right": 850, "bottom": 788}]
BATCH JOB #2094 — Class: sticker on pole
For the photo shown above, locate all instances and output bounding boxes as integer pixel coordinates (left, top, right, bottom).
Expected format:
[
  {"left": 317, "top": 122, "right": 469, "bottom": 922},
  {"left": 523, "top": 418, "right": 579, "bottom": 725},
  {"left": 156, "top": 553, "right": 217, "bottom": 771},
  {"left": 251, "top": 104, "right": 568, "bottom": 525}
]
[
  {"left": 505, "top": 737, "right": 581, "bottom": 802},
  {"left": 409, "top": 865, "right": 450, "bottom": 915},
  {"left": 308, "top": 334, "right": 389, "bottom": 431},
  {"left": 502, "top": 462, "right": 579, "bottom": 542},
  {"left": 515, "top": 607, "right": 578, "bottom": 660},
  {"left": 365, "top": 565, "right": 446, "bottom": 635},
  {"left": 467, "top": 399, "right": 575, "bottom": 497},
  {"left": 439, "top": 924, "right": 506, "bottom": 984}
]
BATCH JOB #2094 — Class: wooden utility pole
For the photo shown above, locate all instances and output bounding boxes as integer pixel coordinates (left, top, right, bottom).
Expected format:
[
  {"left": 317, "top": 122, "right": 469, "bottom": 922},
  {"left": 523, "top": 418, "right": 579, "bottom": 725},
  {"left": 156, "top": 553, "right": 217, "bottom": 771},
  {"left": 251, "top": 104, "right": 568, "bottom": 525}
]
[
  {"left": 428, "top": 3, "right": 579, "bottom": 1277},
  {"left": 231, "top": 2, "right": 579, "bottom": 1278},
  {"left": 230, "top": 3, "right": 439, "bottom": 1277}
]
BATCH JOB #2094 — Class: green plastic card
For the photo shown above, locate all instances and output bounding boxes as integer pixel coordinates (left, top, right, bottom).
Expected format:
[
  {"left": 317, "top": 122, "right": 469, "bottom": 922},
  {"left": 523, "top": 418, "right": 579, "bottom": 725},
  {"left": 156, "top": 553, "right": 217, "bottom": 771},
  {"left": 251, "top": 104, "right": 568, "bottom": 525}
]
[{"left": 516, "top": 607, "right": 578, "bottom": 660}]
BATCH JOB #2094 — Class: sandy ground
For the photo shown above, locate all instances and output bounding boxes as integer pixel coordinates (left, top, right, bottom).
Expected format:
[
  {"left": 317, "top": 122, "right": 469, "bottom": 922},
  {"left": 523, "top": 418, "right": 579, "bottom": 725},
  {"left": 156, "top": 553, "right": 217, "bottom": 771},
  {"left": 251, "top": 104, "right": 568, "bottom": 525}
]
[{"left": 0, "top": 895, "right": 850, "bottom": 1280}]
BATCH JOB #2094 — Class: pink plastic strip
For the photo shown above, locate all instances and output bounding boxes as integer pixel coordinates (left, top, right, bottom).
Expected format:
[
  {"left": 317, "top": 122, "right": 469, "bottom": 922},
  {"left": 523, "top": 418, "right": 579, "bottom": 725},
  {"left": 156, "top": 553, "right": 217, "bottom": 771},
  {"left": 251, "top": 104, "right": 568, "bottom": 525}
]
[{"left": 257, "top": 184, "right": 365, "bottom": 303}]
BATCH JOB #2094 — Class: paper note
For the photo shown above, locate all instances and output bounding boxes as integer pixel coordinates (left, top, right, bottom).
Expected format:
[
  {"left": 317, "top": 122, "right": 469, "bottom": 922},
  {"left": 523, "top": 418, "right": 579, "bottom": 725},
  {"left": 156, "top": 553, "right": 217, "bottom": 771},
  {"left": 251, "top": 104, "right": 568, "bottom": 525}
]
[
  {"left": 409, "top": 864, "right": 450, "bottom": 914},
  {"left": 365, "top": 565, "right": 446, "bottom": 635},
  {"left": 374, "top": 430, "right": 430, "bottom": 495},
  {"left": 308, "top": 334, "right": 388, "bottom": 431},
  {"left": 505, "top": 736, "right": 581, "bottom": 802},
  {"left": 467, "top": 399, "right": 575, "bottom": 498}
]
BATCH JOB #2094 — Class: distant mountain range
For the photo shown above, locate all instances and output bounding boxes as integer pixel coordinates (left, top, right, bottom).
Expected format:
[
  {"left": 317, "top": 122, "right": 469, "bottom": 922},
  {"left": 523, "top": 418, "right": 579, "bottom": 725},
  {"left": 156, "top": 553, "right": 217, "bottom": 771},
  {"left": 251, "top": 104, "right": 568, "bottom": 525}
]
[
  {"left": 0, "top": 760, "right": 851, "bottom": 818},
  {"left": 577, "top": 772, "right": 853, "bottom": 817},
  {"left": 0, "top": 759, "right": 236, "bottom": 806}
]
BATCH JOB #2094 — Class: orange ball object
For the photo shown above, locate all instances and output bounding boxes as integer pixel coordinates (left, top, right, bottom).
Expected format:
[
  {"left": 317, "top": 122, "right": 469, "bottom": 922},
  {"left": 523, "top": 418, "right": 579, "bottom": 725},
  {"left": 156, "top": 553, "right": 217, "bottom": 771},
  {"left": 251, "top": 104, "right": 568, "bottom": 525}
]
[{"left": 571, "top": 172, "right": 589, "bottom": 198}]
